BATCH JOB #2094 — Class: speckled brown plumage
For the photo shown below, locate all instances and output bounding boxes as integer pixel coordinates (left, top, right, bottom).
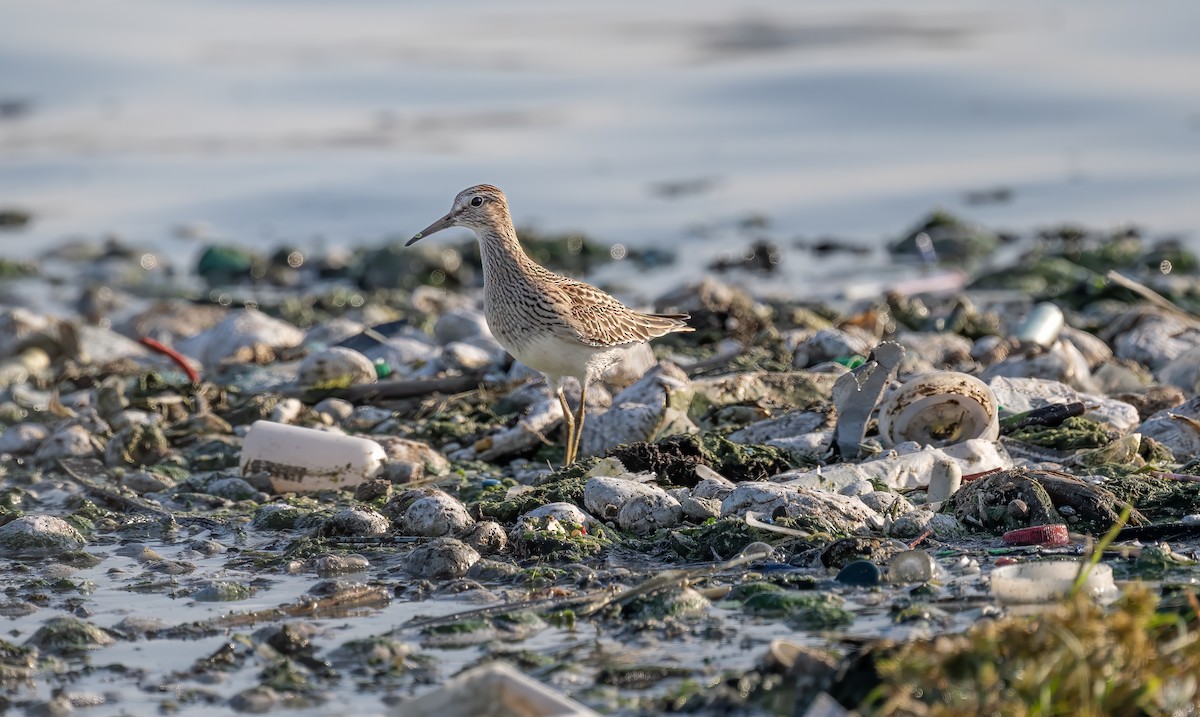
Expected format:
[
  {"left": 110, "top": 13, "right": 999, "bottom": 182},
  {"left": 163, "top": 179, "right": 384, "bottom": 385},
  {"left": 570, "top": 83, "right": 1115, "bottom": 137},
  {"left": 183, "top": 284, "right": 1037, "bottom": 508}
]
[{"left": 410, "top": 184, "right": 692, "bottom": 464}]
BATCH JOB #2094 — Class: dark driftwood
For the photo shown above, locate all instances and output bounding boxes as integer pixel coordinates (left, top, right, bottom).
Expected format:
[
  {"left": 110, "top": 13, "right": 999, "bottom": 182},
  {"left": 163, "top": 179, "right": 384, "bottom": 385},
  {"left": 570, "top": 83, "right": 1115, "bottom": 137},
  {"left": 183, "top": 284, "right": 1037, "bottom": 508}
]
[{"left": 282, "top": 372, "right": 487, "bottom": 404}]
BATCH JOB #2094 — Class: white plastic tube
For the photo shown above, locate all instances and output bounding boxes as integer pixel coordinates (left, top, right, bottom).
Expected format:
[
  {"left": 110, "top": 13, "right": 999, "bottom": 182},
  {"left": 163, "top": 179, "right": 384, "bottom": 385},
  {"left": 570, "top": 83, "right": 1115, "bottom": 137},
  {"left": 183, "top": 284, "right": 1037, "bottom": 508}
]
[{"left": 239, "top": 420, "right": 387, "bottom": 493}]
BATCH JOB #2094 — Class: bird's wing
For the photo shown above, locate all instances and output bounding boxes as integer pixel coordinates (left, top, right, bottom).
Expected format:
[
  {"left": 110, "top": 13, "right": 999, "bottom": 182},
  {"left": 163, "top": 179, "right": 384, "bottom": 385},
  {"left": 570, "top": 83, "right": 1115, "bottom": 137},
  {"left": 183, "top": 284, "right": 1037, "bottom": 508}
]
[{"left": 543, "top": 276, "right": 692, "bottom": 348}]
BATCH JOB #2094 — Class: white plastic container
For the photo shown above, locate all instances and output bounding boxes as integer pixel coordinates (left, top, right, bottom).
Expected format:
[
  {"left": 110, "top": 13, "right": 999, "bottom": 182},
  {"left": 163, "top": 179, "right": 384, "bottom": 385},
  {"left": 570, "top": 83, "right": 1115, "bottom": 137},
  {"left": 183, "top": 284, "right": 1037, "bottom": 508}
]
[
  {"left": 926, "top": 458, "right": 963, "bottom": 509},
  {"left": 239, "top": 420, "right": 387, "bottom": 493},
  {"left": 398, "top": 661, "right": 600, "bottom": 717},
  {"left": 877, "top": 371, "right": 999, "bottom": 448},
  {"left": 1015, "top": 302, "right": 1065, "bottom": 347},
  {"left": 990, "top": 561, "right": 1118, "bottom": 604},
  {"left": 779, "top": 438, "right": 1012, "bottom": 492}
]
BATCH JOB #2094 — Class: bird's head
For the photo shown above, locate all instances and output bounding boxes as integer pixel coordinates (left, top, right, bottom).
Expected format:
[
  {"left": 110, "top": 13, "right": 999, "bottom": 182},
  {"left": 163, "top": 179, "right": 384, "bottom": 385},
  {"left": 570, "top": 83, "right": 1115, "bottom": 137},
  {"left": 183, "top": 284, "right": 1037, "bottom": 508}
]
[{"left": 407, "top": 184, "right": 510, "bottom": 246}]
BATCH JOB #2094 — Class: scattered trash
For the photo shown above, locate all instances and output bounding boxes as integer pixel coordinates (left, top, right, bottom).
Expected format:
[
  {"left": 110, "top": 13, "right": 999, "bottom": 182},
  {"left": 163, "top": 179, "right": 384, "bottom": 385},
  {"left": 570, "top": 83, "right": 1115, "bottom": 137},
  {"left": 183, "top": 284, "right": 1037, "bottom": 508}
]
[
  {"left": 239, "top": 420, "right": 388, "bottom": 493},
  {"left": 877, "top": 371, "right": 999, "bottom": 448},
  {"left": 925, "top": 459, "right": 962, "bottom": 509},
  {"left": 887, "top": 549, "right": 937, "bottom": 583},
  {"left": 1002, "top": 524, "right": 1070, "bottom": 547},
  {"left": 989, "top": 561, "right": 1118, "bottom": 604},
  {"left": 1015, "top": 302, "right": 1065, "bottom": 347},
  {"left": 397, "top": 661, "right": 601, "bottom": 717},
  {"left": 832, "top": 341, "right": 904, "bottom": 459},
  {"left": 835, "top": 560, "right": 882, "bottom": 587}
]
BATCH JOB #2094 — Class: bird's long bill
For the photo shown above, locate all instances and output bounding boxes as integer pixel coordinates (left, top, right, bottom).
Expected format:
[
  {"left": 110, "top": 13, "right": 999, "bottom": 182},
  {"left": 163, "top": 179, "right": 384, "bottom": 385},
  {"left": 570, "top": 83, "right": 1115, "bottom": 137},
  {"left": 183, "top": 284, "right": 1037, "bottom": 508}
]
[{"left": 406, "top": 212, "right": 455, "bottom": 246}]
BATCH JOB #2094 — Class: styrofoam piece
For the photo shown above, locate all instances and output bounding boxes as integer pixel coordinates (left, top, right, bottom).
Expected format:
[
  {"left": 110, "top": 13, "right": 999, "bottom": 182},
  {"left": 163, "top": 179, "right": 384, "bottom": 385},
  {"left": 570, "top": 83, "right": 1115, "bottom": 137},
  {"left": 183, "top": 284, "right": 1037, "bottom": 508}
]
[
  {"left": 990, "top": 561, "right": 1118, "bottom": 604},
  {"left": 779, "top": 438, "right": 1011, "bottom": 492},
  {"left": 398, "top": 662, "right": 600, "bottom": 717},
  {"left": 877, "top": 371, "right": 999, "bottom": 448},
  {"left": 239, "top": 420, "right": 387, "bottom": 493}
]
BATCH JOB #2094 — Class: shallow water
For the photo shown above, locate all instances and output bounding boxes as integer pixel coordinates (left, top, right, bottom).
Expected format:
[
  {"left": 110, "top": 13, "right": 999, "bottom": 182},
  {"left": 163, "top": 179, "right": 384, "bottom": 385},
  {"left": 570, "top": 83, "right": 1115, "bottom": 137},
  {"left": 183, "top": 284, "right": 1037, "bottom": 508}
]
[{"left": 2, "top": 0, "right": 1200, "bottom": 296}]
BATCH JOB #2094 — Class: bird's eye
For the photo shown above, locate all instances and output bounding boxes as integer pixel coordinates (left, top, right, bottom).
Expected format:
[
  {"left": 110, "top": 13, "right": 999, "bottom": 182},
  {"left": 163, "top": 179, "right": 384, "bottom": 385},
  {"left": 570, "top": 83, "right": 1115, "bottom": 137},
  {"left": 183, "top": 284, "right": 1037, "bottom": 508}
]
[{"left": 470, "top": 197, "right": 483, "bottom": 207}]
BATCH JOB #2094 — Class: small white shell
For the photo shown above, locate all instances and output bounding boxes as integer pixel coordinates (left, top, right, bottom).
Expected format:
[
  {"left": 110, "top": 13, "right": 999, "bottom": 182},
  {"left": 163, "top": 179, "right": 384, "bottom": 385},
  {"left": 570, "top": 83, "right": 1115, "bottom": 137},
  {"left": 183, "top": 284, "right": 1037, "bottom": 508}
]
[{"left": 877, "top": 371, "right": 999, "bottom": 447}]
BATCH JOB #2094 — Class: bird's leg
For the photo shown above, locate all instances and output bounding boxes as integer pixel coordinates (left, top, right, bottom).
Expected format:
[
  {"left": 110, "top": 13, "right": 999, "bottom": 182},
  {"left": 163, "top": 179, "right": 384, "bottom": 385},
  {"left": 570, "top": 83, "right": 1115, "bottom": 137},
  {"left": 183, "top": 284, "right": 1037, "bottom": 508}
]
[
  {"left": 556, "top": 385, "right": 576, "bottom": 465},
  {"left": 571, "top": 379, "right": 589, "bottom": 463}
]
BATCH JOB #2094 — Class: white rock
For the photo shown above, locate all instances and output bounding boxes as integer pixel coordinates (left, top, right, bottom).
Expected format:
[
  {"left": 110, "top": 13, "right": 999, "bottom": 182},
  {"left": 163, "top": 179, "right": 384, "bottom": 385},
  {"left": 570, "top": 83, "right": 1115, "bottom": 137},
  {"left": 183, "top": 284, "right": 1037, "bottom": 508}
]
[
  {"left": 440, "top": 341, "right": 495, "bottom": 372},
  {"left": 372, "top": 436, "right": 451, "bottom": 476},
  {"left": 345, "top": 406, "right": 393, "bottom": 432},
  {"left": 838, "top": 481, "right": 875, "bottom": 498},
  {"left": 0, "top": 423, "right": 49, "bottom": 454},
  {"left": 617, "top": 489, "right": 683, "bottom": 534},
  {"left": 1112, "top": 312, "right": 1200, "bottom": 371},
  {"left": 680, "top": 495, "right": 721, "bottom": 521},
  {"left": 692, "top": 477, "right": 735, "bottom": 502},
  {"left": 1137, "top": 396, "right": 1200, "bottom": 460},
  {"left": 296, "top": 346, "right": 377, "bottom": 388},
  {"left": 314, "top": 398, "right": 355, "bottom": 423},
  {"left": 578, "top": 363, "right": 696, "bottom": 457},
  {"left": 400, "top": 492, "right": 474, "bottom": 537},
  {"left": 1159, "top": 344, "right": 1200, "bottom": 394},
  {"left": 269, "top": 397, "right": 305, "bottom": 424},
  {"left": 1060, "top": 325, "right": 1113, "bottom": 368},
  {"left": 515, "top": 502, "right": 593, "bottom": 533},
  {"left": 433, "top": 309, "right": 492, "bottom": 344},
  {"left": 859, "top": 491, "right": 915, "bottom": 514},
  {"left": 727, "top": 410, "right": 834, "bottom": 445},
  {"left": 0, "top": 515, "right": 86, "bottom": 558},
  {"left": 121, "top": 470, "right": 176, "bottom": 494},
  {"left": 325, "top": 508, "right": 390, "bottom": 537},
  {"left": 888, "top": 511, "right": 967, "bottom": 540},
  {"left": 895, "top": 331, "right": 974, "bottom": 368},
  {"left": 988, "top": 375, "right": 1140, "bottom": 434},
  {"left": 176, "top": 310, "right": 305, "bottom": 368},
  {"left": 303, "top": 317, "right": 366, "bottom": 348},
  {"left": 777, "top": 439, "right": 1011, "bottom": 492},
  {"left": 583, "top": 475, "right": 658, "bottom": 521},
  {"left": 407, "top": 537, "right": 480, "bottom": 580},
  {"left": 721, "top": 483, "right": 880, "bottom": 533},
  {"left": 363, "top": 336, "right": 439, "bottom": 374},
  {"left": 108, "top": 410, "right": 161, "bottom": 432},
  {"left": 792, "top": 327, "right": 876, "bottom": 368},
  {"left": 34, "top": 425, "right": 101, "bottom": 466},
  {"left": 980, "top": 339, "right": 1097, "bottom": 393}
]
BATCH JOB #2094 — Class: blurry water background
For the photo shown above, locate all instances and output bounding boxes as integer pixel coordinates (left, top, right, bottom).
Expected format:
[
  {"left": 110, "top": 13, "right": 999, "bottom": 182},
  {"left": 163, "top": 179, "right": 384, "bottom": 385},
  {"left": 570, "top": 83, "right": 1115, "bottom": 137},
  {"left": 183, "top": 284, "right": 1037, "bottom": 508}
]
[{"left": 2, "top": 0, "right": 1199, "bottom": 295}]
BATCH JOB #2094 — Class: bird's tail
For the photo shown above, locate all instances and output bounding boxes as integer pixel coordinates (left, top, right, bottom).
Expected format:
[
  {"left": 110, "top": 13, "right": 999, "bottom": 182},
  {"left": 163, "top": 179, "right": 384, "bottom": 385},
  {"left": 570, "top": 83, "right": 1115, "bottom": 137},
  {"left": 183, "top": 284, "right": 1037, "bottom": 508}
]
[{"left": 642, "top": 312, "right": 693, "bottom": 338}]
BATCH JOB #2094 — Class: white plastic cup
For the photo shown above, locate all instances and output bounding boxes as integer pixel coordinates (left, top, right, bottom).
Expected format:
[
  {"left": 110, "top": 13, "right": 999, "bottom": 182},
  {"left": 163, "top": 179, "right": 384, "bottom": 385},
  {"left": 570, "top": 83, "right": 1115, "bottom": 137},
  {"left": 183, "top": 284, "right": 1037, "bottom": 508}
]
[
  {"left": 926, "top": 459, "right": 963, "bottom": 509},
  {"left": 239, "top": 420, "right": 387, "bottom": 493},
  {"left": 1015, "top": 302, "right": 1065, "bottom": 347}
]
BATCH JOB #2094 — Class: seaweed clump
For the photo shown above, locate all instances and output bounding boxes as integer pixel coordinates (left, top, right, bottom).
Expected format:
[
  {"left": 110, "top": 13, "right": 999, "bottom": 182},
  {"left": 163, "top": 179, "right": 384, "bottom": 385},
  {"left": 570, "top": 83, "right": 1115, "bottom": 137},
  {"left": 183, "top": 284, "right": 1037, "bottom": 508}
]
[
  {"left": 608, "top": 433, "right": 792, "bottom": 486},
  {"left": 869, "top": 585, "right": 1200, "bottom": 716}
]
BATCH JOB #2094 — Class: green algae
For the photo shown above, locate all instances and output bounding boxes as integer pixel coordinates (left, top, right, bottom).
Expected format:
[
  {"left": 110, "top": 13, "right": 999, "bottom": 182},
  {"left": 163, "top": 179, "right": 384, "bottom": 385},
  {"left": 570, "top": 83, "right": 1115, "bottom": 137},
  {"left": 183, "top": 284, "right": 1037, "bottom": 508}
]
[
  {"left": 608, "top": 432, "right": 792, "bottom": 486},
  {"left": 869, "top": 585, "right": 1200, "bottom": 717},
  {"left": 1007, "top": 415, "right": 1112, "bottom": 450},
  {"left": 192, "top": 581, "right": 256, "bottom": 602},
  {"left": 25, "top": 617, "right": 114, "bottom": 655},
  {"left": 890, "top": 210, "right": 998, "bottom": 262},
  {"left": 669, "top": 517, "right": 766, "bottom": 561},
  {"left": 107, "top": 422, "right": 172, "bottom": 468},
  {"left": 513, "top": 516, "right": 608, "bottom": 562},
  {"left": 1102, "top": 472, "right": 1200, "bottom": 521},
  {"left": 727, "top": 581, "right": 784, "bottom": 601},
  {"left": 471, "top": 458, "right": 598, "bottom": 523},
  {"left": 742, "top": 591, "right": 853, "bottom": 629}
]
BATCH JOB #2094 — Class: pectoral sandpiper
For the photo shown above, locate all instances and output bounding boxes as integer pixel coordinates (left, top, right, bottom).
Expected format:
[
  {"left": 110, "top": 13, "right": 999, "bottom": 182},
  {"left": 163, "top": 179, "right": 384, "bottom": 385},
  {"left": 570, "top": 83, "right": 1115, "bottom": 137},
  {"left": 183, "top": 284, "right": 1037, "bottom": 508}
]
[{"left": 408, "top": 185, "right": 692, "bottom": 464}]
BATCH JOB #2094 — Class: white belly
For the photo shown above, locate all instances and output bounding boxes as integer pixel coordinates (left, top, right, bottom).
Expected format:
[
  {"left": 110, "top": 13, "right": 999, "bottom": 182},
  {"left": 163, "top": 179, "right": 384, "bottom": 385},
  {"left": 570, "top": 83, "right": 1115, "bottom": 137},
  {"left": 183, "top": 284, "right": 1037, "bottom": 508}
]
[{"left": 507, "top": 333, "right": 633, "bottom": 382}]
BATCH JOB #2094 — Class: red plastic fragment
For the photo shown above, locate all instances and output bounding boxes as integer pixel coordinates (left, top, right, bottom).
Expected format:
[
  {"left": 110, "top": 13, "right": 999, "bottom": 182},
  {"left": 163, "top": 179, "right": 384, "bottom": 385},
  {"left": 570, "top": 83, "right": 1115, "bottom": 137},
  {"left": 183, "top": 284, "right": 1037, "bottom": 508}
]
[
  {"left": 1002, "top": 524, "right": 1070, "bottom": 547},
  {"left": 139, "top": 336, "right": 200, "bottom": 384}
]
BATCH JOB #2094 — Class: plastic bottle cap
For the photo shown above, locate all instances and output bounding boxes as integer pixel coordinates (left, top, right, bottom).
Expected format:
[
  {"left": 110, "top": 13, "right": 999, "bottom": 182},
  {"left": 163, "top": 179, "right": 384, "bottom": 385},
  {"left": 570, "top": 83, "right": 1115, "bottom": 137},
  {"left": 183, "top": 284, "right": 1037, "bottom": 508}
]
[{"left": 1002, "top": 524, "right": 1070, "bottom": 547}]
